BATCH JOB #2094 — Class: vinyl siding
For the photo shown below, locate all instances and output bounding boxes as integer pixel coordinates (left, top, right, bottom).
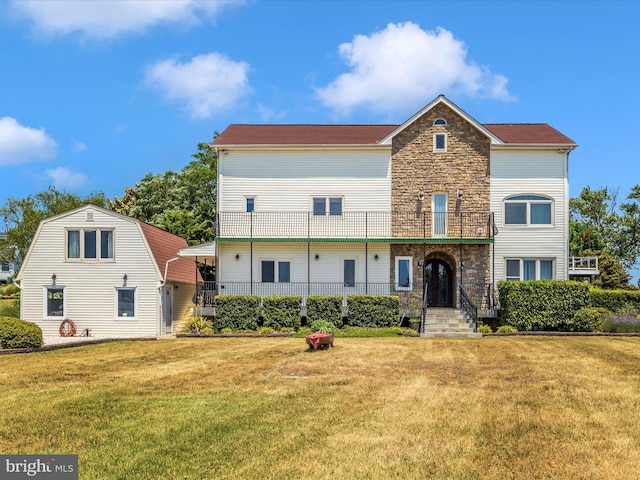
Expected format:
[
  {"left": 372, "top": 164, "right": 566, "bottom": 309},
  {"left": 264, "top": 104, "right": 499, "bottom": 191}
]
[
  {"left": 20, "top": 207, "right": 161, "bottom": 337},
  {"left": 217, "top": 242, "right": 390, "bottom": 296},
  {"left": 218, "top": 149, "right": 391, "bottom": 212},
  {"left": 490, "top": 149, "right": 569, "bottom": 282}
]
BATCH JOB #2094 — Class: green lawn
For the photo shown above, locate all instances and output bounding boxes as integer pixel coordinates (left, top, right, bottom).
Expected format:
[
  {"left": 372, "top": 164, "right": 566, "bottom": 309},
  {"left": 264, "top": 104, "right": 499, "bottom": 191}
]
[{"left": 2, "top": 337, "right": 640, "bottom": 479}]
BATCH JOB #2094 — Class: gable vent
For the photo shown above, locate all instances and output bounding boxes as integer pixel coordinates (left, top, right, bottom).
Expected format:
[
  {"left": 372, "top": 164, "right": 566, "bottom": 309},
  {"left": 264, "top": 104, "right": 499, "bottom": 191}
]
[{"left": 86, "top": 212, "right": 94, "bottom": 222}]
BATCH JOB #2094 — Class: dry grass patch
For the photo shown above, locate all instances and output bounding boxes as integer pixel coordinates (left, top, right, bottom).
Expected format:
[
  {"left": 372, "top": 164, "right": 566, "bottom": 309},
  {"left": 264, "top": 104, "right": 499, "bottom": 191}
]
[{"left": 1, "top": 337, "right": 640, "bottom": 479}]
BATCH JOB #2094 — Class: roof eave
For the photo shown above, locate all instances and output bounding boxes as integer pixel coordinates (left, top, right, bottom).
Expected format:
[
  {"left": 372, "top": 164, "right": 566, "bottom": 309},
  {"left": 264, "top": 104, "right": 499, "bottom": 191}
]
[{"left": 491, "top": 143, "right": 578, "bottom": 150}]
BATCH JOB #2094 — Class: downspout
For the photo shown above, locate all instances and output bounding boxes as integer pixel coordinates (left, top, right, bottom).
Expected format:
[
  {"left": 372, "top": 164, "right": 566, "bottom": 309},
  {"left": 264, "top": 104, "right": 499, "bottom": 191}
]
[{"left": 158, "top": 257, "right": 180, "bottom": 336}]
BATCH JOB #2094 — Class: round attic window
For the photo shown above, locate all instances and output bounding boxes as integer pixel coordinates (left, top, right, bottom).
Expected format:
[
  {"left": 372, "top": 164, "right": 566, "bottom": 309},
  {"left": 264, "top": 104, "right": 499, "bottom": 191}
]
[{"left": 433, "top": 118, "right": 447, "bottom": 126}]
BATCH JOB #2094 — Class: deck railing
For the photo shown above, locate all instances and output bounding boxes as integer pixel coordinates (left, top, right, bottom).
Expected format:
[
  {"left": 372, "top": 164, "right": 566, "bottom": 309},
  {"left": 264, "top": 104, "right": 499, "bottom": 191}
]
[{"left": 216, "top": 211, "right": 496, "bottom": 240}]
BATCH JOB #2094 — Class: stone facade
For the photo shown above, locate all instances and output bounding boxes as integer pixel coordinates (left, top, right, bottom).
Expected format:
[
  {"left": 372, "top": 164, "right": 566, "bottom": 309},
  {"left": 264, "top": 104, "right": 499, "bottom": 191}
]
[{"left": 390, "top": 102, "right": 493, "bottom": 308}]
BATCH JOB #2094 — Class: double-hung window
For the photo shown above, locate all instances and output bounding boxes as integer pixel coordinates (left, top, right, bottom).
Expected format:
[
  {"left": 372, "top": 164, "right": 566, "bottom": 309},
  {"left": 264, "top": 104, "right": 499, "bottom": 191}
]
[
  {"left": 434, "top": 133, "right": 447, "bottom": 152},
  {"left": 67, "top": 228, "right": 114, "bottom": 261},
  {"left": 261, "top": 260, "right": 291, "bottom": 283},
  {"left": 506, "top": 258, "right": 554, "bottom": 281},
  {"left": 504, "top": 195, "right": 553, "bottom": 226},
  {"left": 313, "top": 197, "right": 343, "bottom": 216}
]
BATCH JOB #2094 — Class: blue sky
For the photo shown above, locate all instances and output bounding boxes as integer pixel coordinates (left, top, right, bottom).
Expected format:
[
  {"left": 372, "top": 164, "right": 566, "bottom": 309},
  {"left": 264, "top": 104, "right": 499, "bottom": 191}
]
[{"left": 0, "top": 2, "right": 638, "bottom": 213}]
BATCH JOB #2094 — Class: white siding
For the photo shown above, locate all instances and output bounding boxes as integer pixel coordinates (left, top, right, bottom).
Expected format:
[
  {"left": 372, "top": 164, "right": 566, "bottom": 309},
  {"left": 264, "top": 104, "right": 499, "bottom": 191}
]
[
  {"left": 217, "top": 242, "right": 390, "bottom": 296},
  {"left": 219, "top": 148, "right": 391, "bottom": 212},
  {"left": 20, "top": 207, "right": 161, "bottom": 337},
  {"left": 491, "top": 149, "right": 569, "bottom": 282}
]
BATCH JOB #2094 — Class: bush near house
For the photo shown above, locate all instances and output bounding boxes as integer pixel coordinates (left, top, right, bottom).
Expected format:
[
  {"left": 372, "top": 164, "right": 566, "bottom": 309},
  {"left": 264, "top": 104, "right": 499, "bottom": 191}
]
[
  {"left": 0, "top": 316, "right": 42, "bottom": 348},
  {"left": 306, "top": 295, "right": 343, "bottom": 328},
  {"left": 262, "top": 295, "right": 302, "bottom": 331},
  {"left": 498, "top": 280, "right": 591, "bottom": 331},
  {"left": 214, "top": 295, "right": 260, "bottom": 331},
  {"left": 589, "top": 289, "right": 640, "bottom": 313},
  {"left": 346, "top": 295, "right": 400, "bottom": 328}
]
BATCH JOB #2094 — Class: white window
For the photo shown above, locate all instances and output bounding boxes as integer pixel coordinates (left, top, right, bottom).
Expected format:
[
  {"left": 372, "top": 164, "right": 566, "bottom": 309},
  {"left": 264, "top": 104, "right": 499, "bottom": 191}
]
[
  {"left": 66, "top": 228, "right": 114, "bottom": 261},
  {"left": 313, "top": 197, "right": 343, "bottom": 216},
  {"left": 246, "top": 197, "right": 255, "bottom": 213},
  {"left": 433, "top": 193, "right": 448, "bottom": 236},
  {"left": 117, "top": 287, "right": 136, "bottom": 318},
  {"left": 395, "top": 256, "right": 413, "bottom": 290},
  {"left": 506, "top": 259, "right": 554, "bottom": 281},
  {"left": 343, "top": 259, "right": 356, "bottom": 287},
  {"left": 44, "top": 286, "right": 65, "bottom": 318},
  {"left": 434, "top": 133, "right": 447, "bottom": 152},
  {"left": 504, "top": 195, "right": 553, "bottom": 226},
  {"left": 261, "top": 260, "right": 291, "bottom": 283}
]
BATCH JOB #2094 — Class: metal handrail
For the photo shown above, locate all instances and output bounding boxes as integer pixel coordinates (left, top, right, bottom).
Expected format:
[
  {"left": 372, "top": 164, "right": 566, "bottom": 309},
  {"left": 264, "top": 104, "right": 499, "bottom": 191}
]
[{"left": 459, "top": 285, "right": 478, "bottom": 332}]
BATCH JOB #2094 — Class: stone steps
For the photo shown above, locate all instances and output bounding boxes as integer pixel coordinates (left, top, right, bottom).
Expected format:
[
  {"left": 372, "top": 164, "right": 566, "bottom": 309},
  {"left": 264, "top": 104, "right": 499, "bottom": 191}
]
[{"left": 420, "top": 308, "right": 480, "bottom": 338}]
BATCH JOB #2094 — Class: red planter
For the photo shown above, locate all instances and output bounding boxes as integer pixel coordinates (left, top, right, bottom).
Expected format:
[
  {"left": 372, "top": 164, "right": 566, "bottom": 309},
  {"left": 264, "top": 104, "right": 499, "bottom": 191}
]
[{"left": 305, "top": 332, "right": 334, "bottom": 350}]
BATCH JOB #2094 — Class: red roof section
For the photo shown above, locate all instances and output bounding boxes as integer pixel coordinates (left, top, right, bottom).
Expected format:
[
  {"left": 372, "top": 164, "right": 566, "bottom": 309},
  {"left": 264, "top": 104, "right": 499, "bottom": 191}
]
[
  {"left": 213, "top": 124, "right": 397, "bottom": 145},
  {"left": 139, "top": 222, "right": 202, "bottom": 284},
  {"left": 213, "top": 123, "right": 576, "bottom": 146},
  {"left": 484, "top": 124, "right": 577, "bottom": 145}
]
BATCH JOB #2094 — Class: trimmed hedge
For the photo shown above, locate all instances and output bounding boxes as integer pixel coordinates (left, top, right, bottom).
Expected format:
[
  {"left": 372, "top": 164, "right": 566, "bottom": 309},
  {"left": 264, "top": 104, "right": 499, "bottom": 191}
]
[
  {"left": 589, "top": 289, "right": 640, "bottom": 313},
  {"left": 346, "top": 295, "right": 400, "bottom": 328},
  {"left": 498, "top": 280, "right": 591, "bottom": 331},
  {"left": 262, "top": 296, "right": 302, "bottom": 331},
  {"left": 214, "top": 295, "right": 260, "bottom": 331},
  {"left": 0, "top": 316, "right": 43, "bottom": 348},
  {"left": 306, "top": 295, "right": 343, "bottom": 328}
]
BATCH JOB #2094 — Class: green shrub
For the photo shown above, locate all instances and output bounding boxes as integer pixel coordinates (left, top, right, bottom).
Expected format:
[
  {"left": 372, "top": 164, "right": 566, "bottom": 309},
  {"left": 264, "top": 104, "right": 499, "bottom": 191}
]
[
  {"left": 0, "top": 316, "right": 43, "bottom": 348},
  {"left": 0, "top": 284, "right": 19, "bottom": 296},
  {"left": 262, "top": 296, "right": 301, "bottom": 331},
  {"left": 496, "top": 325, "right": 517, "bottom": 333},
  {"left": 590, "top": 288, "right": 640, "bottom": 313},
  {"left": 310, "top": 320, "right": 336, "bottom": 334},
  {"left": 258, "top": 326, "right": 274, "bottom": 334},
  {"left": 293, "top": 327, "right": 312, "bottom": 338},
  {"left": 0, "top": 298, "right": 20, "bottom": 318},
  {"left": 478, "top": 324, "right": 492, "bottom": 334},
  {"left": 346, "top": 295, "right": 400, "bottom": 328},
  {"left": 498, "top": 280, "right": 590, "bottom": 331},
  {"left": 214, "top": 295, "right": 260, "bottom": 331},
  {"left": 306, "top": 296, "right": 343, "bottom": 328},
  {"left": 566, "top": 307, "right": 607, "bottom": 332},
  {"left": 390, "top": 326, "right": 404, "bottom": 336},
  {"left": 183, "top": 316, "right": 213, "bottom": 334},
  {"left": 280, "top": 327, "right": 295, "bottom": 333}
]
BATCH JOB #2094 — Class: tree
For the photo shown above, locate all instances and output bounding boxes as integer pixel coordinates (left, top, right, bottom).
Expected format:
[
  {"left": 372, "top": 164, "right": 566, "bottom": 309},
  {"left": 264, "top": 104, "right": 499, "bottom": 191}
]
[
  {"left": 0, "top": 187, "right": 107, "bottom": 268},
  {"left": 110, "top": 142, "right": 217, "bottom": 245},
  {"left": 581, "top": 249, "right": 631, "bottom": 290},
  {"left": 570, "top": 185, "right": 640, "bottom": 287}
]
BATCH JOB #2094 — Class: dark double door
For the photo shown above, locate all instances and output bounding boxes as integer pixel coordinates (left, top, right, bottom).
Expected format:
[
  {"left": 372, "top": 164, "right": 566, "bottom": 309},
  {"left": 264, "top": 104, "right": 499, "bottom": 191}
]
[{"left": 424, "top": 259, "right": 453, "bottom": 307}]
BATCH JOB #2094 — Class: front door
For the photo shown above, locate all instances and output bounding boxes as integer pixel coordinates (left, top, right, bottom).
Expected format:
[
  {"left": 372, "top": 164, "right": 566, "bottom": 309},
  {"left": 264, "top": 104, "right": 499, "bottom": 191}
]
[{"left": 424, "top": 259, "right": 453, "bottom": 307}]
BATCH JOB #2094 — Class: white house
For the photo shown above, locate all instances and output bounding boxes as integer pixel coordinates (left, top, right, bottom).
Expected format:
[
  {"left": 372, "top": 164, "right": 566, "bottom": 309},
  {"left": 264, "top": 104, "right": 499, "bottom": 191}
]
[
  {"left": 16, "top": 205, "right": 200, "bottom": 337},
  {"left": 203, "top": 95, "right": 577, "bottom": 326}
]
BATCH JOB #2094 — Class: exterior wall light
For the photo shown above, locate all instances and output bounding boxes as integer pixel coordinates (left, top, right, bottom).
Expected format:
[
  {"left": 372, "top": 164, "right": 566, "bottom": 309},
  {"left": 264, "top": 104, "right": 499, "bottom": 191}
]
[
  {"left": 123, "top": 274, "right": 128, "bottom": 286},
  {"left": 235, "top": 254, "right": 240, "bottom": 261},
  {"left": 51, "top": 274, "right": 56, "bottom": 286}
]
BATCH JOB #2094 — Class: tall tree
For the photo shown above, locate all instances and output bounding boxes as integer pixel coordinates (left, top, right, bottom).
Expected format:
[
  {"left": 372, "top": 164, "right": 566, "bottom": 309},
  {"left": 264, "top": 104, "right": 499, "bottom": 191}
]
[
  {"left": 110, "top": 142, "right": 217, "bottom": 245},
  {"left": 0, "top": 187, "right": 107, "bottom": 268}
]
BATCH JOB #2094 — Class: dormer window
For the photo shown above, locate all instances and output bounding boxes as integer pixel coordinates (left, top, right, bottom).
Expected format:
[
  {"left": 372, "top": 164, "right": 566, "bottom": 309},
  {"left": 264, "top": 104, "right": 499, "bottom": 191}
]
[{"left": 433, "top": 118, "right": 447, "bottom": 126}]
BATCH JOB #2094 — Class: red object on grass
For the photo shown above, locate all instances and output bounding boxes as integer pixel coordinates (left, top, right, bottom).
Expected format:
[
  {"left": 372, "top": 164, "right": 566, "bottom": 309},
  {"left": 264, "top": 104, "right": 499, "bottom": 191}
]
[{"left": 306, "top": 332, "right": 334, "bottom": 350}]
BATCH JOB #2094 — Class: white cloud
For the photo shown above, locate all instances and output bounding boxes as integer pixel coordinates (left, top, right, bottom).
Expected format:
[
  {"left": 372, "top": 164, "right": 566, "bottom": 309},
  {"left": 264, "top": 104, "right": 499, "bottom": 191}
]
[
  {"left": 72, "top": 140, "right": 87, "bottom": 153},
  {"left": 316, "top": 22, "right": 514, "bottom": 117},
  {"left": 10, "top": 0, "right": 237, "bottom": 40},
  {"left": 114, "top": 124, "right": 128, "bottom": 134},
  {"left": 144, "top": 53, "right": 252, "bottom": 119},
  {"left": 45, "top": 166, "right": 88, "bottom": 190},
  {"left": 0, "top": 117, "right": 57, "bottom": 166}
]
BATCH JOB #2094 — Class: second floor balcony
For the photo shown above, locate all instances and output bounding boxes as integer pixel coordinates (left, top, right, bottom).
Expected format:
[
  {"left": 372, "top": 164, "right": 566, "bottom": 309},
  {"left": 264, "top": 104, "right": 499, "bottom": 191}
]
[{"left": 216, "top": 211, "right": 496, "bottom": 242}]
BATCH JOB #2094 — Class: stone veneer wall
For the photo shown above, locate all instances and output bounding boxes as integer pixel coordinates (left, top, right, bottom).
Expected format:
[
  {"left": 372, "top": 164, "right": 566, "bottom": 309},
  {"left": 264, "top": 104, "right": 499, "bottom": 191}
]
[{"left": 390, "top": 102, "right": 493, "bottom": 304}]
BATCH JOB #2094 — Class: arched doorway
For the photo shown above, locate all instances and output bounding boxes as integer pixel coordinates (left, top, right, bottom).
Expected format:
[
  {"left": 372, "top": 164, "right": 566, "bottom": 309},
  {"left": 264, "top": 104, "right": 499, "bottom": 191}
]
[{"left": 424, "top": 259, "right": 453, "bottom": 307}]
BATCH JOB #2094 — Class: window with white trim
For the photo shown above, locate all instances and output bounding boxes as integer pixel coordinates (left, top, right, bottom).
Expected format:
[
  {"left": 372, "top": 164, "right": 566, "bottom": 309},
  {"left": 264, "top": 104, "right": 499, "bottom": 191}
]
[
  {"left": 67, "top": 228, "right": 114, "bottom": 261},
  {"left": 433, "top": 118, "right": 447, "bottom": 126},
  {"left": 261, "top": 260, "right": 291, "bottom": 283},
  {"left": 506, "top": 258, "right": 554, "bottom": 281},
  {"left": 433, "top": 193, "right": 448, "bottom": 237},
  {"left": 313, "top": 197, "right": 343, "bottom": 216},
  {"left": 45, "top": 286, "right": 65, "bottom": 318},
  {"left": 504, "top": 195, "right": 553, "bottom": 226},
  {"left": 434, "top": 133, "right": 447, "bottom": 152},
  {"left": 395, "top": 256, "right": 413, "bottom": 290},
  {"left": 343, "top": 259, "right": 356, "bottom": 287},
  {"left": 246, "top": 197, "right": 255, "bottom": 213},
  {"left": 117, "top": 287, "right": 136, "bottom": 318}
]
